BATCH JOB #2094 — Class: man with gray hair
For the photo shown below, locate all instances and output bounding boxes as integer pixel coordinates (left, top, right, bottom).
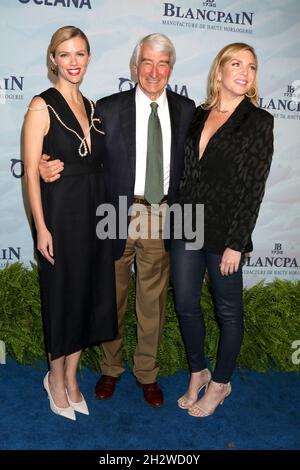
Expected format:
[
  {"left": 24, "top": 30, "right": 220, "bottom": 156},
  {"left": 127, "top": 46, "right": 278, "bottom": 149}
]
[
  {"left": 39, "top": 33, "right": 195, "bottom": 407},
  {"left": 95, "top": 33, "right": 195, "bottom": 407}
]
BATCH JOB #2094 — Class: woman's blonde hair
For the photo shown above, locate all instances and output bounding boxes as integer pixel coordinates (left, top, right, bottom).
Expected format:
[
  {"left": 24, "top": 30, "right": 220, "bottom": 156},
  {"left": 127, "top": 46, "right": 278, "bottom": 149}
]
[
  {"left": 203, "top": 42, "right": 259, "bottom": 109},
  {"left": 48, "top": 25, "right": 90, "bottom": 76}
]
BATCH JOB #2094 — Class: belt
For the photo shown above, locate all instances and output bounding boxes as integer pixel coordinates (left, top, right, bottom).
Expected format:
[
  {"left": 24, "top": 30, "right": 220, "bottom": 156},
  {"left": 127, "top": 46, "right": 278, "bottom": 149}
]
[{"left": 133, "top": 195, "right": 168, "bottom": 206}]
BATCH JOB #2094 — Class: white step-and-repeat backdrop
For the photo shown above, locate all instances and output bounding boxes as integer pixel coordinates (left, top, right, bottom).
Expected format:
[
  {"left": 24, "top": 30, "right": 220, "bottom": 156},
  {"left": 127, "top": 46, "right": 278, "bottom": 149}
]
[{"left": 0, "top": 0, "right": 299, "bottom": 287}]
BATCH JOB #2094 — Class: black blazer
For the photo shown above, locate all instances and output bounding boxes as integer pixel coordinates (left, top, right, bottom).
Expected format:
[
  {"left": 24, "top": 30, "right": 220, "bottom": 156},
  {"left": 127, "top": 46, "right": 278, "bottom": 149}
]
[
  {"left": 96, "top": 88, "right": 195, "bottom": 259},
  {"left": 178, "top": 98, "right": 274, "bottom": 254}
]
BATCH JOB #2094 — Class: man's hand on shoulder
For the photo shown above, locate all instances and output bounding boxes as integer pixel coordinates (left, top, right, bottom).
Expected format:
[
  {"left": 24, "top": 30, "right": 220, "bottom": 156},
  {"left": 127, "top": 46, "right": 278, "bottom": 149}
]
[{"left": 39, "top": 154, "right": 64, "bottom": 183}]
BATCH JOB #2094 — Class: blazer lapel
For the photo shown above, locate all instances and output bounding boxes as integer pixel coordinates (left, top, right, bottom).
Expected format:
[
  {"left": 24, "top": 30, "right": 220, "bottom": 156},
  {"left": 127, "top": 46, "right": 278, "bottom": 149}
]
[
  {"left": 120, "top": 88, "right": 136, "bottom": 179},
  {"left": 167, "top": 90, "right": 181, "bottom": 181}
]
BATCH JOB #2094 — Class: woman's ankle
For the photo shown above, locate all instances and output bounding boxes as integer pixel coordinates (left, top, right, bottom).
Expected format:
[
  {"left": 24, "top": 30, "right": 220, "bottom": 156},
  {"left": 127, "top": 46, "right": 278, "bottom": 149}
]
[
  {"left": 188, "top": 369, "right": 211, "bottom": 389},
  {"left": 208, "top": 380, "right": 231, "bottom": 396},
  {"left": 191, "top": 368, "right": 209, "bottom": 378}
]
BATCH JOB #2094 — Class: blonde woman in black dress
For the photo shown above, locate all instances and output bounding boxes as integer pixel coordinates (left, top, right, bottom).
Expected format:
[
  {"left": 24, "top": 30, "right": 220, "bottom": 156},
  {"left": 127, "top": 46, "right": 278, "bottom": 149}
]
[{"left": 24, "top": 26, "right": 117, "bottom": 420}]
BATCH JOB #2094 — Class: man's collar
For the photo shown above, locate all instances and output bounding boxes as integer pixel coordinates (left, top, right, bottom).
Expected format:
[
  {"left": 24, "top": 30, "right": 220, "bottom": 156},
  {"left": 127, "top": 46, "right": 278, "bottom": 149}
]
[{"left": 136, "top": 84, "right": 167, "bottom": 107}]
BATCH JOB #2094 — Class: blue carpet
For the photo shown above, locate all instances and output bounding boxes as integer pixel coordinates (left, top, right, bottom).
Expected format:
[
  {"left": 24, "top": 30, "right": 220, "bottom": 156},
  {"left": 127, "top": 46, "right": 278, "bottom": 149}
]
[{"left": 0, "top": 359, "right": 299, "bottom": 450}]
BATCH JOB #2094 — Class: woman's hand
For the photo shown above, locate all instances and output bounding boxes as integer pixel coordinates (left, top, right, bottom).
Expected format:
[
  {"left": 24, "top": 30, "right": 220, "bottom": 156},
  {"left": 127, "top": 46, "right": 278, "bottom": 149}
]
[
  {"left": 220, "top": 248, "right": 241, "bottom": 276},
  {"left": 37, "top": 227, "right": 54, "bottom": 265}
]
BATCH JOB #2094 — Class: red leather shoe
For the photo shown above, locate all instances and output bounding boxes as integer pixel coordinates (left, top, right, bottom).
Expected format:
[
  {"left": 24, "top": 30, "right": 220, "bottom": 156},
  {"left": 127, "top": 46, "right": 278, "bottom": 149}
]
[
  {"left": 141, "top": 382, "right": 164, "bottom": 408},
  {"left": 95, "top": 375, "right": 118, "bottom": 400}
]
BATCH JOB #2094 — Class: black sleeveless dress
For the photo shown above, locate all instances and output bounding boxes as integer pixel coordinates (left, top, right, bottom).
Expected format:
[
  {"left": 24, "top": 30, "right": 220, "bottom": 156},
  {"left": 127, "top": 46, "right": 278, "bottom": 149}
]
[{"left": 38, "top": 87, "right": 117, "bottom": 360}]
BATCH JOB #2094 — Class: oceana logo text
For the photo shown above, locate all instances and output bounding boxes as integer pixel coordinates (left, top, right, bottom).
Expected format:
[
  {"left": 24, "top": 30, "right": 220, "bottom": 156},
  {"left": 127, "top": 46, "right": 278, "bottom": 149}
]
[
  {"left": 118, "top": 77, "right": 189, "bottom": 97},
  {"left": 163, "top": 2, "right": 254, "bottom": 25},
  {"left": 11, "top": 159, "right": 24, "bottom": 178},
  {"left": 18, "top": 0, "right": 92, "bottom": 9},
  {"left": 118, "top": 78, "right": 135, "bottom": 92}
]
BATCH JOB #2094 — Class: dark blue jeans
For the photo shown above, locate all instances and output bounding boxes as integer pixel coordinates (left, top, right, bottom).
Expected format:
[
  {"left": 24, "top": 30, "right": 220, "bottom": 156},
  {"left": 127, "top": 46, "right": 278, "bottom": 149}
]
[{"left": 170, "top": 239, "right": 244, "bottom": 383}]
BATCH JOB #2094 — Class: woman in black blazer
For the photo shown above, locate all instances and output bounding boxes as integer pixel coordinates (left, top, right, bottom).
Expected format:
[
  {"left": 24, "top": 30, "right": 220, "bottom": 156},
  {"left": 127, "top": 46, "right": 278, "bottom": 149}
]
[{"left": 170, "top": 43, "right": 274, "bottom": 417}]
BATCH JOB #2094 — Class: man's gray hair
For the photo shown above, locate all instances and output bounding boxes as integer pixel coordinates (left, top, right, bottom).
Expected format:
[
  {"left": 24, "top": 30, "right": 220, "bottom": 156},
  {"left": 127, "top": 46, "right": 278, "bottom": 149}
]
[{"left": 130, "top": 33, "right": 176, "bottom": 81}]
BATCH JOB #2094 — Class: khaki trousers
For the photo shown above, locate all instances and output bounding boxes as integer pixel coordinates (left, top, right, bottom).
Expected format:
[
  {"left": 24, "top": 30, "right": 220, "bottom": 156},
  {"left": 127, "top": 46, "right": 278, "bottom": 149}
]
[{"left": 100, "top": 203, "right": 170, "bottom": 384}]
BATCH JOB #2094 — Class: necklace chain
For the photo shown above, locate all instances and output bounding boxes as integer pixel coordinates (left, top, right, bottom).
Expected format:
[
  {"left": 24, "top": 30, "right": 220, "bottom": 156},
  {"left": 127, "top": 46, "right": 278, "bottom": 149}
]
[
  {"left": 47, "top": 99, "right": 104, "bottom": 157},
  {"left": 215, "top": 107, "right": 234, "bottom": 114},
  {"left": 28, "top": 99, "right": 105, "bottom": 157}
]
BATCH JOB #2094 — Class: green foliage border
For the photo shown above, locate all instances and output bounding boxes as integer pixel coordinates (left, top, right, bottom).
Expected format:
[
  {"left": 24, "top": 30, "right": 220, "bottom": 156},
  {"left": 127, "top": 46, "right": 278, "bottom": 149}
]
[{"left": 0, "top": 263, "right": 299, "bottom": 374}]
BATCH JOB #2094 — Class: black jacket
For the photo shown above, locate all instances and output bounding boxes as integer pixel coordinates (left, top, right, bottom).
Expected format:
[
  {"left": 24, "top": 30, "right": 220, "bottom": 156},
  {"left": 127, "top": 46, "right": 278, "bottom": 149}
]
[
  {"left": 178, "top": 98, "right": 274, "bottom": 254},
  {"left": 96, "top": 88, "right": 195, "bottom": 259}
]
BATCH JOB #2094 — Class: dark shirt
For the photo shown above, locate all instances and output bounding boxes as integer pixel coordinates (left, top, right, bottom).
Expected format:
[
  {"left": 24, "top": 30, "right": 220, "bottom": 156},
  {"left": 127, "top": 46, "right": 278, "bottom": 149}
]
[{"left": 177, "top": 98, "right": 274, "bottom": 254}]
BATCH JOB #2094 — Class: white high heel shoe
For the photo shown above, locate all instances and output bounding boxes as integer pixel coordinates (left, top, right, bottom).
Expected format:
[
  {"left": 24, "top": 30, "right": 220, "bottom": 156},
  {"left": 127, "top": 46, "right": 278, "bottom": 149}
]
[
  {"left": 43, "top": 372, "right": 76, "bottom": 421},
  {"left": 66, "top": 389, "right": 89, "bottom": 415}
]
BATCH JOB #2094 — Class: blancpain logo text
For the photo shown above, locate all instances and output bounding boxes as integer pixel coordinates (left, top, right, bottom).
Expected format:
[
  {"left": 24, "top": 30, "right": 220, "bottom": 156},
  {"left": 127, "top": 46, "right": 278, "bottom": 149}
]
[
  {"left": 259, "top": 97, "right": 300, "bottom": 112},
  {"left": 0, "top": 247, "right": 21, "bottom": 261},
  {"left": 0, "top": 76, "right": 24, "bottom": 103},
  {"left": 0, "top": 76, "right": 23, "bottom": 91},
  {"left": 163, "top": 2, "right": 253, "bottom": 25},
  {"left": 260, "top": 85, "right": 300, "bottom": 121},
  {"left": 245, "top": 257, "right": 298, "bottom": 268}
]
